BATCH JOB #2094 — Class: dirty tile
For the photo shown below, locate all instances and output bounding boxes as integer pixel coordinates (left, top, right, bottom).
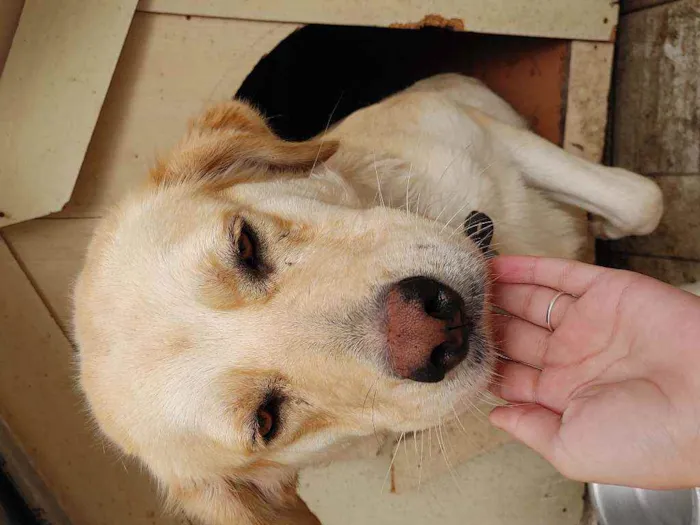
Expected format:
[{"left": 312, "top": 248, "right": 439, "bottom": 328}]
[
  {"left": 621, "top": 0, "right": 682, "bottom": 14},
  {"left": 613, "top": 0, "right": 700, "bottom": 174},
  {"left": 392, "top": 405, "right": 512, "bottom": 492},
  {"left": 300, "top": 442, "right": 584, "bottom": 525},
  {"left": 603, "top": 252, "right": 700, "bottom": 286},
  {"left": 1, "top": 218, "right": 97, "bottom": 333},
  {"left": 610, "top": 174, "right": 700, "bottom": 259}
]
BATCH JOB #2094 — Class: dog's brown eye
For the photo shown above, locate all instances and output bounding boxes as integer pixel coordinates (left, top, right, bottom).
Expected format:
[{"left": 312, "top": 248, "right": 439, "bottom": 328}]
[
  {"left": 236, "top": 221, "right": 261, "bottom": 271},
  {"left": 257, "top": 409, "right": 274, "bottom": 440},
  {"left": 238, "top": 229, "right": 255, "bottom": 261},
  {"left": 255, "top": 394, "right": 281, "bottom": 443}
]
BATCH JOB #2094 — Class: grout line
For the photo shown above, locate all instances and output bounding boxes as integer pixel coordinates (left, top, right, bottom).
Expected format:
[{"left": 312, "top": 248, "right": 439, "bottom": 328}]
[
  {"left": 559, "top": 42, "right": 572, "bottom": 148},
  {"left": 645, "top": 172, "right": 700, "bottom": 178},
  {"left": 0, "top": 232, "right": 72, "bottom": 343},
  {"left": 608, "top": 251, "right": 700, "bottom": 263},
  {"left": 135, "top": 7, "right": 301, "bottom": 27},
  {"left": 620, "top": 0, "right": 682, "bottom": 15}
]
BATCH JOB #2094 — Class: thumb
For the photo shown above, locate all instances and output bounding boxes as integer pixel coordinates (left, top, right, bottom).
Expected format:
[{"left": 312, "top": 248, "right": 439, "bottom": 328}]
[{"left": 490, "top": 404, "right": 562, "bottom": 463}]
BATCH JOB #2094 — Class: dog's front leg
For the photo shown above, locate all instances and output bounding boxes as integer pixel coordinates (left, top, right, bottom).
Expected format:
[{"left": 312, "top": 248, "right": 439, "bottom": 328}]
[{"left": 472, "top": 109, "right": 663, "bottom": 240}]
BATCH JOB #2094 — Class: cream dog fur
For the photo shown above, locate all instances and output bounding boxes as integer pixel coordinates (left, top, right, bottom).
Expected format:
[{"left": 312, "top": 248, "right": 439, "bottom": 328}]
[{"left": 73, "top": 74, "right": 662, "bottom": 524}]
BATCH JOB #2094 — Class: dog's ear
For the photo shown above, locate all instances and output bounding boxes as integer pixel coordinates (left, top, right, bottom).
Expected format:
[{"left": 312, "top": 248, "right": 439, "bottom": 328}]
[
  {"left": 169, "top": 474, "right": 320, "bottom": 525},
  {"left": 150, "top": 101, "right": 339, "bottom": 188}
]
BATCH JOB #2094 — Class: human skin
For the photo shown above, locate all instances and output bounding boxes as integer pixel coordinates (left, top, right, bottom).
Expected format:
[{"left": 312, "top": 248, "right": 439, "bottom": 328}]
[{"left": 489, "top": 255, "right": 700, "bottom": 489}]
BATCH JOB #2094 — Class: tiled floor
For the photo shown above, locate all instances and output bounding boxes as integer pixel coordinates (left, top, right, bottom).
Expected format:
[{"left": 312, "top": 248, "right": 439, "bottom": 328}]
[{"left": 599, "top": 0, "right": 700, "bottom": 286}]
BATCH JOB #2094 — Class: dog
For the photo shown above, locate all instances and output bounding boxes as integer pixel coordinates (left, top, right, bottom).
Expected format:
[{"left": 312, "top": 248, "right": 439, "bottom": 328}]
[{"left": 73, "top": 74, "right": 663, "bottom": 524}]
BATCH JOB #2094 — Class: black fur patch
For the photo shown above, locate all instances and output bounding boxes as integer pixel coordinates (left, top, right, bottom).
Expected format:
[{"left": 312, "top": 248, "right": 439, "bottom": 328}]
[{"left": 464, "top": 211, "right": 494, "bottom": 256}]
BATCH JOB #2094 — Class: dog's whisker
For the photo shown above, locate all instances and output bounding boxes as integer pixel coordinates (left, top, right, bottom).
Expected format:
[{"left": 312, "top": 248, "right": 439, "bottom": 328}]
[
  {"left": 440, "top": 199, "right": 476, "bottom": 235},
  {"left": 466, "top": 397, "right": 489, "bottom": 422},
  {"left": 436, "top": 420, "right": 462, "bottom": 495},
  {"left": 371, "top": 384, "right": 382, "bottom": 446},
  {"left": 371, "top": 149, "right": 387, "bottom": 209},
  {"left": 310, "top": 93, "right": 344, "bottom": 175},
  {"left": 437, "top": 142, "right": 473, "bottom": 182},
  {"left": 381, "top": 432, "right": 404, "bottom": 494},
  {"left": 450, "top": 403, "right": 469, "bottom": 436},
  {"left": 405, "top": 163, "right": 414, "bottom": 218},
  {"left": 418, "top": 428, "right": 425, "bottom": 491},
  {"left": 428, "top": 427, "right": 433, "bottom": 461}
]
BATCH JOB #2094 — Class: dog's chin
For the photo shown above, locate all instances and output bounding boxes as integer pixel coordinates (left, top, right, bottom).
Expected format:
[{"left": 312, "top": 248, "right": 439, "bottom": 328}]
[{"left": 389, "top": 356, "right": 495, "bottom": 434}]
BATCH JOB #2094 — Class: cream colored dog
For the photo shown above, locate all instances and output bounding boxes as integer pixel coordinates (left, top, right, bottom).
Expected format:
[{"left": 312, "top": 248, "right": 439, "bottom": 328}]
[{"left": 73, "top": 74, "right": 662, "bottom": 524}]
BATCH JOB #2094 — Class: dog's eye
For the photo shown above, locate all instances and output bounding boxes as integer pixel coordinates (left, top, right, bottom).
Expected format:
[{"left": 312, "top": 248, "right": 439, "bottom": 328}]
[
  {"left": 256, "top": 395, "right": 281, "bottom": 443},
  {"left": 236, "top": 221, "right": 261, "bottom": 271},
  {"left": 257, "top": 408, "right": 275, "bottom": 440}
]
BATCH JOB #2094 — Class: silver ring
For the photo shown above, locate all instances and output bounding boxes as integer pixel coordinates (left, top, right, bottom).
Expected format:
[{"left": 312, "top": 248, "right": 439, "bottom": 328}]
[{"left": 546, "top": 292, "right": 568, "bottom": 332}]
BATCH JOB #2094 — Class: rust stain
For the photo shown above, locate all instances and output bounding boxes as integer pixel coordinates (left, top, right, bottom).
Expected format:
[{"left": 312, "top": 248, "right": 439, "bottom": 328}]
[
  {"left": 610, "top": 24, "right": 618, "bottom": 42},
  {"left": 389, "top": 14, "right": 465, "bottom": 31}
]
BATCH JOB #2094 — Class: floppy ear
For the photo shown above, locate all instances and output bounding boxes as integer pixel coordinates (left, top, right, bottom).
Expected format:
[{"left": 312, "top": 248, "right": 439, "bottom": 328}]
[
  {"left": 150, "top": 100, "right": 339, "bottom": 188},
  {"left": 170, "top": 474, "right": 321, "bottom": 525}
]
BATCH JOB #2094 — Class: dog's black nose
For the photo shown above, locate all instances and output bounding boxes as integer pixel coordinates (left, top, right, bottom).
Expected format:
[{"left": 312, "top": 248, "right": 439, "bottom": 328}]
[{"left": 386, "top": 277, "right": 469, "bottom": 383}]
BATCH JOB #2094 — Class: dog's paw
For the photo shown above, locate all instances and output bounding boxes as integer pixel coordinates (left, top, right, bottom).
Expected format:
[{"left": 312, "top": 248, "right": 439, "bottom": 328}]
[{"left": 591, "top": 169, "right": 664, "bottom": 240}]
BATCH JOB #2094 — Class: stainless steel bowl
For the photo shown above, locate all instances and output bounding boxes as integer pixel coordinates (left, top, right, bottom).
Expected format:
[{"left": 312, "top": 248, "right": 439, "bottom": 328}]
[{"left": 590, "top": 483, "right": 700, "bottom": 525}]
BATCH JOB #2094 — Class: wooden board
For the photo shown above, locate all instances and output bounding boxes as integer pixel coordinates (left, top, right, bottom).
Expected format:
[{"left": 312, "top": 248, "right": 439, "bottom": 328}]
[
  {"left": 0, "top": 0, "right": 138, "bottom": 228},
  {"left": 0, "top": 236, "right": 187, "bottom": 525},
  {"left": 466, "top": 38, "right": 569, "bottom": 147},
  {"left": 0, "top": 0, "right": 24, "bottom": 74},
  {"left": 138, "top": 0, "right": 619, "bottom": 42},
  {"left": 613, "top": 0, "right": 700, "bottom": 174},
  {"left": 564, "top": 42, "right": 615, "bottom": 163},
  {"left": 55, "top": 12, "right": 298, "bottom": 218}
]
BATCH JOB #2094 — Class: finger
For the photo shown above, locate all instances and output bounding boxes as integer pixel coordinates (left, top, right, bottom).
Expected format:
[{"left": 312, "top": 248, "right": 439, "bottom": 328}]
[
  {"left": 493, "top": 314, "right": 550, "bottom": 367},
  {"left": 492, "top": 256, "right": 606, "bottom": 297},
  {"left": 489, "top": 404, "right": 562, "bottom": 466},
  {"left": 491, "top": 360, "right": 541, "bottom": 403},
  {"left": 493, "top": 283, "right": 576, "bottom": 330}
]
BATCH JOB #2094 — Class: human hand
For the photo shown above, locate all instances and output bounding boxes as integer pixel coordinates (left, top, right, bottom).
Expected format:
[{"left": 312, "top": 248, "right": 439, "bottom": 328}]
[{"left": 489, "top": 256, "right": 700, "bottom": 489}]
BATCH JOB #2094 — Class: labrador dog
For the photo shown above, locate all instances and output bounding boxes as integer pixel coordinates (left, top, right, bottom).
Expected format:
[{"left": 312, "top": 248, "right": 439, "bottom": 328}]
[{"left": 73, "top": 74, "right": 663, "bottom": 524}]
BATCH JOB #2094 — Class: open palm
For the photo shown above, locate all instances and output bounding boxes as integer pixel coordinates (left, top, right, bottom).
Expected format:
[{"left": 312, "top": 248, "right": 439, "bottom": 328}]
[{"left": 489, "top": 256, "right": 700, "bottom": 489}]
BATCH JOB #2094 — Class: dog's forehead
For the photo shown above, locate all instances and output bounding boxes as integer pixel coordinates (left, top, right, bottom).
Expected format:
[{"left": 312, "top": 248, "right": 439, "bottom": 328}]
[{"left": 116, "top": 188, "right": 226, "bottom": 247}]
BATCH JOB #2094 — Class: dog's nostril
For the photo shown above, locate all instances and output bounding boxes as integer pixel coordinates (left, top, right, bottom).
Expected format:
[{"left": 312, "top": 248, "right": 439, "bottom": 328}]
[
  {"left": 398, "top": 277, "right": 462, "bottom": 321},
  {"left": 424, "top": 289, "right": 451, "bottom": 319},
  {"left": 431, "top": 340, "right": 469, "bottom": 375},
  {"left": 409, "top": 363, "right": 445, "bottom": 383}
]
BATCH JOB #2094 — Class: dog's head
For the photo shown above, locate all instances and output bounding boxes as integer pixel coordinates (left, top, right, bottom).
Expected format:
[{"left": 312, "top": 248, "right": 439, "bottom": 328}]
[{"left": 74, "top": 101, "right": 494, "bottom": 524}]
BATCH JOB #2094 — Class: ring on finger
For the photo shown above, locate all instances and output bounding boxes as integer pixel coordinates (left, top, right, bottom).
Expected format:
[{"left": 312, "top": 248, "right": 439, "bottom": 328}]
[{"left": 545, "top": 291, "right": 574, "bottom": 332}]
